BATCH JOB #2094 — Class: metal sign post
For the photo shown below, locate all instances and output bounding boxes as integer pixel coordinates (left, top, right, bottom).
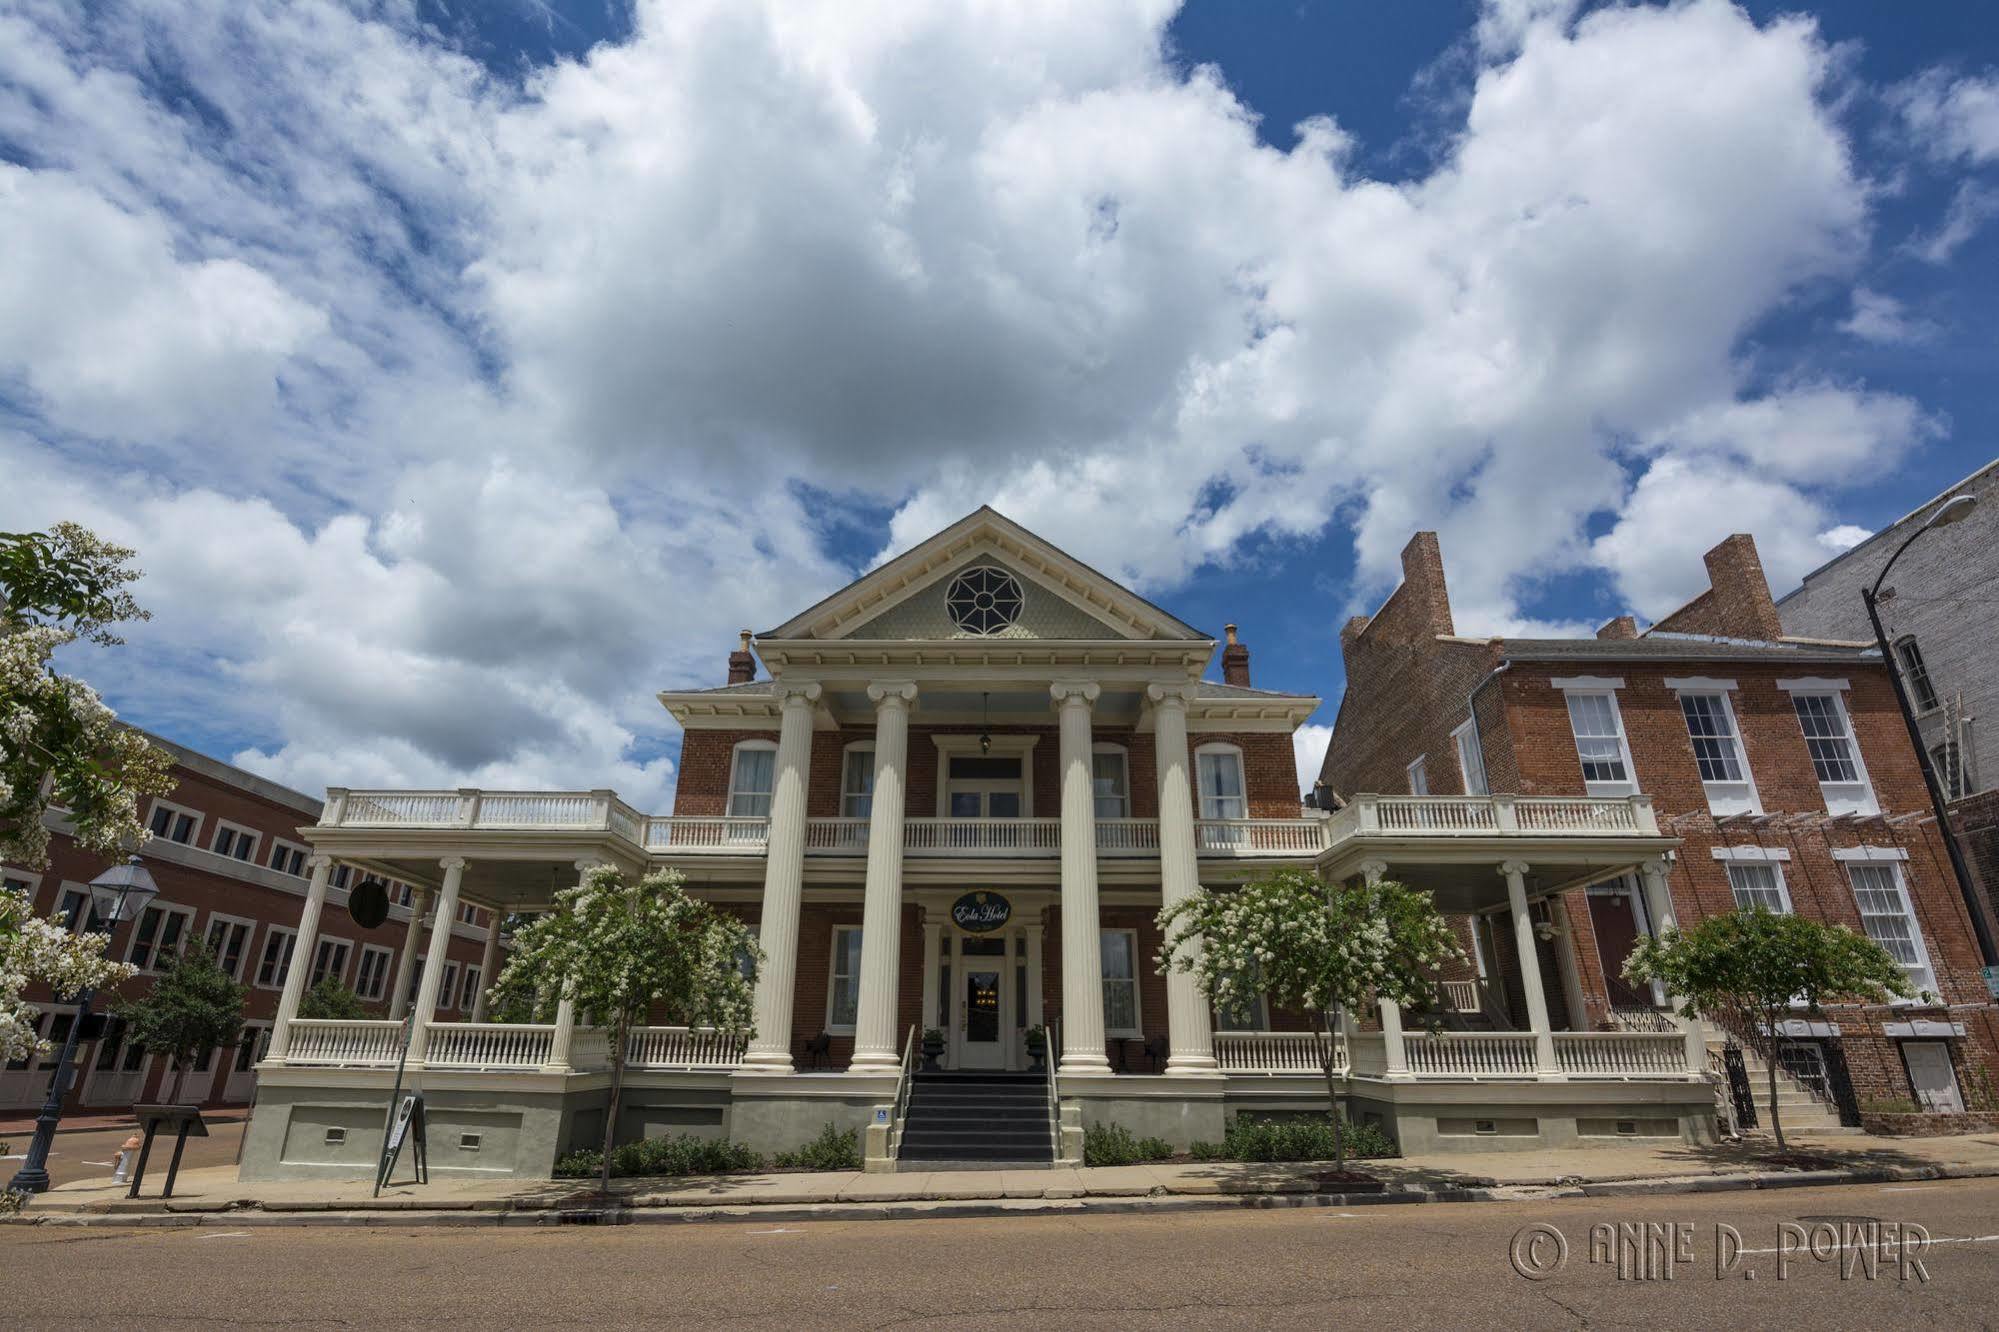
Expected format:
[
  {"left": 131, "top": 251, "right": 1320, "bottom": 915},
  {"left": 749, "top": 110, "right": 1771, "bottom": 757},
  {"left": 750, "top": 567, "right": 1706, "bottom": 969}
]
[{"left": 372, "top": 1006, "right": 426, "bottom": 1196}]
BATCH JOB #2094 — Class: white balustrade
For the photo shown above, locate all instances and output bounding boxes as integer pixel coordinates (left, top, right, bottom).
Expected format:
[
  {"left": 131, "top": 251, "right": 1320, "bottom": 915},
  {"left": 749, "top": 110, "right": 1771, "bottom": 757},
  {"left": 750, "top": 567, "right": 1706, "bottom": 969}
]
[
  {"left": 903, "top": 818, "right": 1063, "bottom": 855},
  {"left": 1193, "top": 819, "right": 1331, "bottom": 855},
  {"left": 424, "top": 1022, "right": 556, "bottom": 1069},
  {"left": 1376, "top": 797, "right": 1498, "bottom": 833},
  {"left": 625, "top": 1026, "right": 748, "bottom": 1070},
  {"left": 1553, "top": 1032, "right": 1693, "bottom": 1078},
  {"left": 473, "top": 792, "right": 599, "bottom": 828},
  {"left": 1439, "top": 979, "right": 1482, "bottom": 1013},
  {"left": 1095, "top": 819, "right": 1161, "bottom": 855},
  {"left": 1515, "top": 798, "right": 1640, "bottom": 834},
  {"left": 285, "top": 1019, "right": 405, "bottom": 1067},
  {"left": 1402, "top": 1032, "right": 1539, "bottom": 1077},
  {"left": 646, "top": 816, "right": 771, "bottom": 852},
  {"left": 1213, "top": 1030, "right": 1345, "bottom": 1075},
  {"left": 806, "top": 818, "right": 871, "bottom": 853},
  {"left": 334, "top": 792, "right": 463, "bottom": 826}
]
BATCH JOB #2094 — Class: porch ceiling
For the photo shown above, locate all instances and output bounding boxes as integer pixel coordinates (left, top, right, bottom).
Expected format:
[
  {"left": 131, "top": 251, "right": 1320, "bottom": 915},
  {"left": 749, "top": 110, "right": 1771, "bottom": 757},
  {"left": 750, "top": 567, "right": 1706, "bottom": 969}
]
[{"left": 1328, "top": 839, "right": 1676, "bottom": 914}]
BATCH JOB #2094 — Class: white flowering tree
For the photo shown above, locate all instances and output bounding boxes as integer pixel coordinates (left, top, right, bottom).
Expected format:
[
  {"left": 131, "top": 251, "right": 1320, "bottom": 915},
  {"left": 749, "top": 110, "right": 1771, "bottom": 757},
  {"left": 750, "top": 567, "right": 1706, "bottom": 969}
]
[
  {"left": 1159, "top": 867, "right": 1464, "bottom": 1168},
  {"left": 2, "top": 523, "right": 175, "bottom": 868},
  {"left": 1, "top": 886, "right": 137, "bottom": 1064},
  {"left": 487, "top": 866, "right": 760, "bottom": 1193}
]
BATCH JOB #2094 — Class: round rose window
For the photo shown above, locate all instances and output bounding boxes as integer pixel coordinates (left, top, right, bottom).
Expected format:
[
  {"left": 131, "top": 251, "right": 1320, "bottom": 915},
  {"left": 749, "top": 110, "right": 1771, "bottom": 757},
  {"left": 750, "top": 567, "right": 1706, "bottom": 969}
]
[{"left": 945, "top": 565, "right": 1025, "bottom": 634}]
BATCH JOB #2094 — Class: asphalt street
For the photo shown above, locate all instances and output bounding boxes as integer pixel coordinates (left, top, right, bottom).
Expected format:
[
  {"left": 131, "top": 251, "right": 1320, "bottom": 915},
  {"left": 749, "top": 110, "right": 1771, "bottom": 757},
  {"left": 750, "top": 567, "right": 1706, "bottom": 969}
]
[{"left": 2, "top": 1175, "right": 1995, "bottom": 1328}]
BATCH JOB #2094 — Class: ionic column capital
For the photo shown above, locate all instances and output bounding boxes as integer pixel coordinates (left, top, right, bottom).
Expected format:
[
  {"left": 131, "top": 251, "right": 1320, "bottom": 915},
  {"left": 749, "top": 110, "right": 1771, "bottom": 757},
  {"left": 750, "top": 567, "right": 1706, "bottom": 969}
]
[
  {"left": 866, "top": 680, "right": 919, "bottom": 708},
  {"left": 1357, "top": 859, "right": 1390, "bottom": 885},
  {"left": 1050, "top": 680, "right": 1102, "bottom": 709},
  {"left": 1145, "top": 682, "right": 1200, "bottom": 710},
  {"left": 439, "top": 855, "right": 468, "bottom": 872},
  {"left": 774, "top": 680, "right": 823, "bottom": 707},
  {"left": 1637, "top": 857, "right": 1671, "bottom": 882},
  {"left": 1497, "top": 859, "right": 1532, "bottom": 879}
]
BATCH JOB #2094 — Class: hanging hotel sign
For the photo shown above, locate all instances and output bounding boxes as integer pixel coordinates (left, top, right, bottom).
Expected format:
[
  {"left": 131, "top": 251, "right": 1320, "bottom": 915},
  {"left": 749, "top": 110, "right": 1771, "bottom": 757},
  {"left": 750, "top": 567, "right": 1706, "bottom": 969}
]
[{"left": 951, "top": 891, "right": 1012, "bottom": 933}]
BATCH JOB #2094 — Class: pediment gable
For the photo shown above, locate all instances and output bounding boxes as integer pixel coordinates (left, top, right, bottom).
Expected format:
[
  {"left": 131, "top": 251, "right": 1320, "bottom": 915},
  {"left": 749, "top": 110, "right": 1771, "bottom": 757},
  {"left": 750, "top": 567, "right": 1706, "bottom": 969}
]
[{"left": 764, "top": 507, "right": 1207, "bottom": 643}]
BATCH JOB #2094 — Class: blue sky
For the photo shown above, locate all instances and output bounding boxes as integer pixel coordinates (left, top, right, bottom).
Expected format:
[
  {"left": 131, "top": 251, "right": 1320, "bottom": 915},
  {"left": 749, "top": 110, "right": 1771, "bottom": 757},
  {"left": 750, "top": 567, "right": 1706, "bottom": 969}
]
[{"left": 3, "top": 0, "right": 1996, "bottom": 806}]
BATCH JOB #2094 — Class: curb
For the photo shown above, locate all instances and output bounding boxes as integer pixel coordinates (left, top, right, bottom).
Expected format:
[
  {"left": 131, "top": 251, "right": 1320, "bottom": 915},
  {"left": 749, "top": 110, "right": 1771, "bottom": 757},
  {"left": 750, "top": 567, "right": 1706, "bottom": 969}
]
[{"left": 9, "top": 1162, "right": 1995, "bottom": 1228}]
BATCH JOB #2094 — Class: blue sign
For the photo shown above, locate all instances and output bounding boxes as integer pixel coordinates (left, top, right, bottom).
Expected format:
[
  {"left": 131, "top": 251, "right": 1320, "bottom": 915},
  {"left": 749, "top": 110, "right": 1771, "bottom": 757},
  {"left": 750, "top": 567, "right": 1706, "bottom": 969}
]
[{"left": 951, "top": 891, "right": 1012, "bottom": 933}]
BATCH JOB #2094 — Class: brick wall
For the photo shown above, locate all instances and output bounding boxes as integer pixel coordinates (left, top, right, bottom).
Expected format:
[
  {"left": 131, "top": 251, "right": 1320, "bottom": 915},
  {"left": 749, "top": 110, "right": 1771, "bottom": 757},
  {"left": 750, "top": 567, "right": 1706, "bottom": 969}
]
[{"left": 1950, "top": 788, "right": 1999, "bottom": 942}]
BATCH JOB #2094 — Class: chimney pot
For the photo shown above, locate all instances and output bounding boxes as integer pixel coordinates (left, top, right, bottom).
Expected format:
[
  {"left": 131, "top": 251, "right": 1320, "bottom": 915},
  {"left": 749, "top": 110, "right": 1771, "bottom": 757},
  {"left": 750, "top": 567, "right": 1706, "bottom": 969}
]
[
  {"left": 1221, "top": 623, "right": 1252, "bottom": 688},
  {"left": 726, "top": 630, "right": 757, "bottom": 685}
]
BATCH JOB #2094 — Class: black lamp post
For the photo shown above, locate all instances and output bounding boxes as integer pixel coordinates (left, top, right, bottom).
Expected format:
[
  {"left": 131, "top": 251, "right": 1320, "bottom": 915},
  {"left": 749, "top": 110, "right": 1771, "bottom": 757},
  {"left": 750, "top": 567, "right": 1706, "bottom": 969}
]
[
  {"left": 1858, "top": 492, "right": 1997, "bottom": 971},
  {"left": 7, "top": 855, "right": 160, "bottom": 1194}
]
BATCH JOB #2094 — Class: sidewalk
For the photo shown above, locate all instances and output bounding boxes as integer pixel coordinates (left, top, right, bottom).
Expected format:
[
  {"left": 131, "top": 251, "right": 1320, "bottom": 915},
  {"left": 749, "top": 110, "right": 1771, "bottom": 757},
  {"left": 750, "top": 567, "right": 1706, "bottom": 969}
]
[
  {"left": 12, "top": 1128, "right": 1999, "bottom": 1227},
  {"left": 0, "top": 1107, "right": 250, "bottom": 1137}
]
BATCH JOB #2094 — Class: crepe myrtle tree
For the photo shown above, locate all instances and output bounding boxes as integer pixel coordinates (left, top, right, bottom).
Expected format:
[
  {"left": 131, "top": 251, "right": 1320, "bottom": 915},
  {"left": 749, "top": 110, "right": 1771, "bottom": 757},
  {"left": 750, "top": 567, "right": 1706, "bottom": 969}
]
[
  {"left": 1159, "top": 867, "right": 1464, "bottom": 1169},
  {"left": 1, "top": 884, "right": 137, "bottom": 1065},
  {"left": 1, "top": 522, "right": 174, "bottom": 869},
  {"left": 488, "top": 866, "right": 760, "bottom": 1194},
  {"left": 1624, "top": 907, "right": 1912, "bottom": 1153}
]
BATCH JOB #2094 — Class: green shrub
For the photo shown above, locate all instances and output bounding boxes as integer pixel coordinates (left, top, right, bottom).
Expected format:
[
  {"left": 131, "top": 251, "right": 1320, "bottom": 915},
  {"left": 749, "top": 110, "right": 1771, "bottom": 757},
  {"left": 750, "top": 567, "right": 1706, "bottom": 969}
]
[
  {"left": 1082, "top": 1122, "right": 1176, "bottom": 1167},
  {"left": 773, "top": 1122, "right": 861, "bottom": 1171},
  {"left": 1859, "top": 1097, "right": 1920, "bottom": 1115},
  {"left": 1190, "top": 1115, "right": 1397, "bottom": 1163},
  {"left": 554, "top": 1133, "right": 765, "bottom": 1180}
]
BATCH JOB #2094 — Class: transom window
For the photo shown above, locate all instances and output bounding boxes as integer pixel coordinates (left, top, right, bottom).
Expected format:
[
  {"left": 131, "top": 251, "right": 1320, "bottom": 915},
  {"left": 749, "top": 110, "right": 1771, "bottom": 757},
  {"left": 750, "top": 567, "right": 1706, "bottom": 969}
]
[
  {"left": 842, "top": 747, "right": 875, "bottom": 818},
  {"left": 1564, "top": 691, "right": 1634, "bottom": 790},
  {"left": 1724, "top": 863, "right": 1790, "bottom": 914},
  {"left": 1092, "top": 747, "right": 1130, "bottom": 818},
  {"left": 727, "top": 742, "right": 778, "bottom": 818},
  {"left": 944, "top": 565, "right": 1024, "bottom": 635},
  {"left": 1847, "top": 864, "right": 1935, "bottom": 997},
  {"left": 1894, "top": 637, "right": 1939, "bottom": 713},
  {"left": 1099, "top": 930, "right": 1141, "bottom": 1037},
  {"left": 1195, "top": 748, "right": 1246, "bottom": 820}
]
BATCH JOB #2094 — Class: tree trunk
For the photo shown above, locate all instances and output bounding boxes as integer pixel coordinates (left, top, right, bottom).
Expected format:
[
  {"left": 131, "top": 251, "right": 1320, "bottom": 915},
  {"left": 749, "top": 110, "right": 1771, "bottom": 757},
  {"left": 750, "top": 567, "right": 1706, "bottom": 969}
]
[
  {"left": 1322, "top": 1006, "right": 1345, "bottom": 1171},
  {"left": 599, "top": 1017, "right": 628, "bottom": 1198},
  {"left": 171, "top": 1059, "right": 186, "bottom": 1104},
  {"left": 1765, "top": 1033, "right": 1786, "bottom": 1154}
]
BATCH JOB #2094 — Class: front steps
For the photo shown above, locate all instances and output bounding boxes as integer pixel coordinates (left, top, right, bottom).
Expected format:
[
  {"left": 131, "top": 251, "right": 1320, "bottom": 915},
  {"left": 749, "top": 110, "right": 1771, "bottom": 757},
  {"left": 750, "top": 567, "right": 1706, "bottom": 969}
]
[
  {"left": 1712, "top": 1043, "right": 1854, "bottom": 1135},
  {"left": 897, "top": 1071, "right": 1054, "bottom": 1166}
]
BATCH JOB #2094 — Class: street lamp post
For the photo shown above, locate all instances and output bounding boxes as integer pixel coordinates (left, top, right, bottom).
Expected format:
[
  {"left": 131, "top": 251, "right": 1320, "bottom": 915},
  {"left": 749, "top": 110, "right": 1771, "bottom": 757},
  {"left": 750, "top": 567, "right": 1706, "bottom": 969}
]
[
  {"left": 1858, "top": 492, "right": 1997, "bottom": 971},
  {"left": 7, "top": 856, "right": 160, "bottom": 1194}
]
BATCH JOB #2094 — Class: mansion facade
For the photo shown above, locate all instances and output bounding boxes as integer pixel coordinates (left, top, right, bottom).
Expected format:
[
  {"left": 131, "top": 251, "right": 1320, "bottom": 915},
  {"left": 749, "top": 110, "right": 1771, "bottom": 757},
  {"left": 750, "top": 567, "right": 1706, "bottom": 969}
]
[{"left": 246, "top": 509, "right": 1788, "bottom": 1180}]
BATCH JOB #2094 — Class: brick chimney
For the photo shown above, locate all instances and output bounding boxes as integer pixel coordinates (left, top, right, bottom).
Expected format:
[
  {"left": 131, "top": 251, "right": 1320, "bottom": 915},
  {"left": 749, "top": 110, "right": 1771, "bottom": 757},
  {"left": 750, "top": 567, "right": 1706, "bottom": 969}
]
[
  {"left": 1221, "top": 623, "right": 1252, "bottom": 687},
  {"left": 1401, "top": 532, "right": 1455, "bottom": 637},
  {"left": 1700, "top": 534, "right": 1785, "bottom": 641},
  {"left": 1596, "top": 615, "right": 1639, "bottom": 641},
  {"left": 726, "top": 630, "right": 756, "bottom": 685}
]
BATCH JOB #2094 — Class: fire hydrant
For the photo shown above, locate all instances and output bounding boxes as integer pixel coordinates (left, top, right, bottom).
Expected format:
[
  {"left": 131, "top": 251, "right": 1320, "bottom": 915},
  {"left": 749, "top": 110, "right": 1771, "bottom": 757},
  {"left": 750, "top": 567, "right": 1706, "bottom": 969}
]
[{"left": 111, "top": 1134, "right": 142, "bottom": 1184}]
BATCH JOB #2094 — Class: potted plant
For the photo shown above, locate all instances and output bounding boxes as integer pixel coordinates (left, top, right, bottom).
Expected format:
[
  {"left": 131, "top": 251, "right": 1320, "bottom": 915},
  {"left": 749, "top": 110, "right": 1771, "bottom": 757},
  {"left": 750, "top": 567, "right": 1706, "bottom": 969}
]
[
  {"left": 1023, "top": 1024, "right": 1049, "bottom": 1071},
  {"left": 920, "top": 1027, "right": 946, "bottom": 1072}
]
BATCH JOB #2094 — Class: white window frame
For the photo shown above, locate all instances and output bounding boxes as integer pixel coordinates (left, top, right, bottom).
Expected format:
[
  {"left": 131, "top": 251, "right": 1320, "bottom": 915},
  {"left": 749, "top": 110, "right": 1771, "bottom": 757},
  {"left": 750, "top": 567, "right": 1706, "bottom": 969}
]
[
  {"left": 1451, "top": 718, "right": 1488, "bottom": 795},
  {"left": 1779, "top": 679, "right": 1878, "bottom": 816},
  {"left": 1667, "top": 679, "right": 1762, "bottom": 816},
  {"left": 145, "top": 797, "right": 204, "bottom": 847},
  {"left": 354, "top": 944, "right": 394, "bottom": 1001},
  {"left": 1839, "top": 856, "right": 1936, "bottom": 1000},
  {"left": 1193, "top": 743, "right": 1248, "bottom": 820},
  {"left": 126, "top": 903, "right": 197, "bottom": 973},
  {"left": 309, "top": 935, "right": 353, "bottom": 989},
  {"left": 1894, "top": 637, "right": 1940, "bottom": 714},
  {"left": 825, "top": 926, "right": 862, "bottom": 1035},
  {"left": 461, "top": 964, "right": 482, "bottom": 1012},
  {"left": 210, "top": 819, "right": 261, "bottom": 864},
  {"left": 1553, "top": 678, "right": 1639, "bottom": 796},
  {"left": 1406, "top": 755, "right": 1429, "bottom": 796},
  {"left": 267, "top": 837, "right": 310, "bottom": 878},
  {"left": 255, "top": 926, "right": 298, "bottom": 991},
  {"left": 1092, "top": 743, "right": 1131, "bottom": 819},
  {"left": 727, "top": 739, "right": 779, "bottom": 819},
  {"left": 439, "top": 961, "right": 459, "bottom": 1012},
  {"left": 1722, "top": 860, "right": 1794, "bottom": 915},
  {"left": 1099, "top": 928, "right": 1144, "bottom": 1038},
  {"left": 841, "top": 742, "right": 875, "bottom": 819},
  {"left": 202, "top": 912, "right": 258, "bottom": 982}
]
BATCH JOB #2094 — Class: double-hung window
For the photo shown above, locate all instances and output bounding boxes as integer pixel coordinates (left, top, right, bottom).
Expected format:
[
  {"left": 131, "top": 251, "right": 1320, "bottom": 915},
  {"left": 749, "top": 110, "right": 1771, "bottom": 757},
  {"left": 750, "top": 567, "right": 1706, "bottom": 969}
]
[
  {"left": 1452, "top": 718, "right": 1488, "bottom": 795},
  {"left": 268, "top": 841, "right": 308, "bottom": 877},
  {"left": 1783, "top": 682, "right": 1877, "bottom": 815},
  {"left": 1100, "top": 930, "right": 1141, "bottom": 1037},
  {"left": 1843, "top": 858, "right": 1936, "bottom": 998},
  {"left": 1558, "top": 682, "right": 1636, "bottom": 795},
  {"left": 728, "top": 742, "right": 777, "bottom": 818},
  {"left": 127, "top": 904, "right": 194, "bottom": 972},
  {"left": 1195, "top": 747, "right": 1247, "bottom": 819},
  {"left": 1723, "top": 862, "right": 1791, "bottom": 914},
  {"left": 827, "top": 927, "right": 862, "bottom": 1032},
  {"left": 439, "top": 962, "right": 459, "bottom": 1011},
  {"left": 841, "top": 747, "right": 874, "bottom": 818},
  {"left": 1092, "top": 747, "right": 1130, "bottom": 818},
  {"left": 1894, "top": 637, "right": 1940, "bottom": 713},
  {"left": 354, "top": 945, "right": 393, "bottom": 1001},
  {"left": 146, "top": 800, "right": 200, "bottom": 846},
  {"left": 309, "top": 938, "right": 351, "bottom": 988},
  {"left": 255, "top": 928, "right": 297, "bottom": 990},
  {"left": 211, "top": 821, "right": 259, "bottom": 862},
  {"left": 204, "top": 915, "right": 255, "bottom": 981},
  {"left": 1670, "top": 682, "right": 1760, "bottom": 815},
  {"left": 461, "top": 965, "right": 482, "bottom": 1011},
  {"left": 1406, "top": 756, "right": 1429, "bottom": 796}
]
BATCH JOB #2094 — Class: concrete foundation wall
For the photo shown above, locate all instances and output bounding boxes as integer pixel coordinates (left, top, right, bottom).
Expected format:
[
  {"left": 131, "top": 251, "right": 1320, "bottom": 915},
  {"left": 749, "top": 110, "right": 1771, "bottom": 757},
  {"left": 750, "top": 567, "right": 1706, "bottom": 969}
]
[{"left": 1345, "top": 1079, "right": 1718, "bottom": 1155}]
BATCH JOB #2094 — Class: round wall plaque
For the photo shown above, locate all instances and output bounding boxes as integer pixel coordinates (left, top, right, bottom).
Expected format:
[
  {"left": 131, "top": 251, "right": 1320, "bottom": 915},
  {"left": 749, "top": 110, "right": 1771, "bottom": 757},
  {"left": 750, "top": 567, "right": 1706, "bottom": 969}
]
[
  {"left": 348, "top": 878, "right": 390, "bottom": 930},
  {"left": 950, "top": 890, "right": 1012, "bottom": 933}
]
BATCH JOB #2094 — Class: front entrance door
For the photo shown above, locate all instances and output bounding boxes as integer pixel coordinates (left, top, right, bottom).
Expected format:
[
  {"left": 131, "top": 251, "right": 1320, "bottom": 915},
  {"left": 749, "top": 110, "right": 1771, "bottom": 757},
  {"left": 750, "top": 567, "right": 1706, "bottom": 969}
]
[
  {"left": 1903, "top": 1041, "right": 1964, "bottom": 1113},
  {"left": 1586, "top": 883, "right": 1660, "bottom": 1009},
  {"left": 953, "top": 936, "right": 1010, "bottom": 1070}
]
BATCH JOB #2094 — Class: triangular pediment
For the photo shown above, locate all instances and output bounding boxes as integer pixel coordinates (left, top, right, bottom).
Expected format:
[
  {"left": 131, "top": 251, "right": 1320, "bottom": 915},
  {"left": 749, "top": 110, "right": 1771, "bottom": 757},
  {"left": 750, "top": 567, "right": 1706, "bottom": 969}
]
[{"left": 763, "top": 507, "right": 1209, "bottom": 643}]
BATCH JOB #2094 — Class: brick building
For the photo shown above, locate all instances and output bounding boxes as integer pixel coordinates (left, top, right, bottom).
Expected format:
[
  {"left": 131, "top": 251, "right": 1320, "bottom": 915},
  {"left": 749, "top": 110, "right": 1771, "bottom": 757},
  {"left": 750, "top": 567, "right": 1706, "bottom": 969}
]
[
  {"left": 2, "top": 731, "right": 501, "bottom": 1114},
  {"left": 1321, "top": 530, "right": 1999, "bottom": 1119}
]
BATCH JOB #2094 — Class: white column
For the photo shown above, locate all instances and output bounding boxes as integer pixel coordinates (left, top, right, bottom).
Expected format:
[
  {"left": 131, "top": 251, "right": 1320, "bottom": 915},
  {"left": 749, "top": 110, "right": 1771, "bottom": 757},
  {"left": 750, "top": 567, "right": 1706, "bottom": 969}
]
[
  {"left": 743, "top": 681, "right": 821, "bottom": 1072},
  {"left": 264, "top": 856, "right": 333, "bottom": 1063},
  {"left": 851, "top": 681, "right": 917, "bottom": 1073},
  {"left": 919, "top": 910, "right": 940, "bottom": 1034},
  {"left": 1052, "top": 680, "right": 1111, "bottom": 1074},
  {"left": 407, "top": 857, "right": 466, "bottom": 1063},
  {"left": 1358, "top": 859, "right": 1410, "bottom": 1077},
  {"left": 387, "top": 888, "right": 429, "bottom": 1021},
  {"left": 1639, "top": 859, "right": 1706, "bottom": 1074},
  {"left": 469, "top": 909, "right": 503, "bottom": 1023},
  {"left": 1026, "top": 909, "right": 1045, "bottom": 1027},
  {"left": 1502, "top": 860, "right": 1562, "bottom": 1077},
  {"left": 1149, "top": 683, "right": 1217, "bottom": 1075}
]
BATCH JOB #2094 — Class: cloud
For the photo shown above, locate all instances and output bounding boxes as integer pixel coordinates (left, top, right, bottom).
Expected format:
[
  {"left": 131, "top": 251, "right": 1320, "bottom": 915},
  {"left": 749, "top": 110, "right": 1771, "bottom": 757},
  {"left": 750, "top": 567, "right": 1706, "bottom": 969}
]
[
  {"left": 1817, "top": 524, "right": 1871, "bottom": 552},
  {"left": 1839, "top": 288, "right": 1933, "bottom": 344},
  {"left": 1894, "top": 70, "right": 1999, "bottom": 165},
  {"left": 1291, "top": 724, "right": 1332, "bottom": 802},
  {"left": 0, "top": 0, "right": 1962, "bottom": 801},
  {"left": 1910, "top": 181, "right": 1999, "bottom": 264}
]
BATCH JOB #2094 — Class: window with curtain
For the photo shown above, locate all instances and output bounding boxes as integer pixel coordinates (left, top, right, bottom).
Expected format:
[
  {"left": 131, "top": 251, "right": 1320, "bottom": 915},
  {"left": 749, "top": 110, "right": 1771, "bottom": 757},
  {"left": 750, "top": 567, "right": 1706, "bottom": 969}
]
[
  {"left": 1195, "top": 749, "right": 1246, "bottom": 819},
  {"left": 1564, "top": 691, "right": 1632, "bottom": 789},
  {"left": 1847, "top": 863, "right": 1935, "bottom": 996},
  {"left": 1724, "top": 863, "right": 1790, "bottom": 913},
  {"left": 1092, "top": 749, "right": 1129, "bottom": 818},
  {"left": 1453, "top": 719, "right": 1489, "bottom": 795},
  {"left": 1100, "top": 930, "right": 1140, "bottom": 1035},
  {"left": 842, "top": 748, "right": 874, "bottom": 817},
  {"left": 828, "top": 927, "right": 862, "bottom": 1030},
  {"left": 728, "top": 744, "right": 777, "bottom": 817}
]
